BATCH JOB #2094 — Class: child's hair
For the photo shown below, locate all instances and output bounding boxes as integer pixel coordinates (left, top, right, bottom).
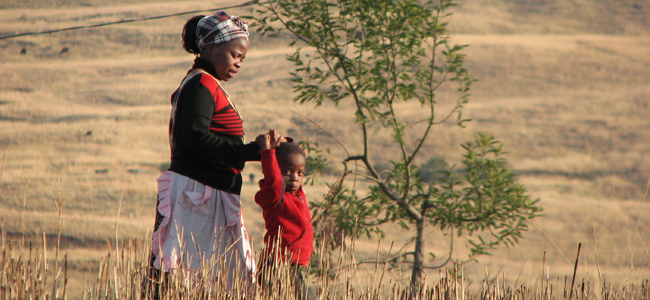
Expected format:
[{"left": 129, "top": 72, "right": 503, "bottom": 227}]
[{"left": 276, "top": 142, "right": 305, "bottom": 160}]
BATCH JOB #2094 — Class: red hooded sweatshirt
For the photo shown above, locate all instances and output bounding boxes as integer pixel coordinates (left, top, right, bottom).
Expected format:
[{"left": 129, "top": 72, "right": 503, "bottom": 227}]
[{"left": 255, "top": 149, "right": 313, "bottom": 266}]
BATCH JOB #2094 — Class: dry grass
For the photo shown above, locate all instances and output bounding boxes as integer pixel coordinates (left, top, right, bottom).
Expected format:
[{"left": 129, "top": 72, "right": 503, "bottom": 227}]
[
  {"left": 1, "top": 0, "right": 649, "bottom": 298},
  {"left": 2, "top": 227, "right": 649, "bottom": 299}
]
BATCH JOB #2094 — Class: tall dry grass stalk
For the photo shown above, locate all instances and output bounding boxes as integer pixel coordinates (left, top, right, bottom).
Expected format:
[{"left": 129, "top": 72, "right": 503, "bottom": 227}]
[
  {"left": 1, "top": 224, "right": 69, "bottom": 299},
  {"left": 2, "top": 224, "right": 649, "bottom": 299}
]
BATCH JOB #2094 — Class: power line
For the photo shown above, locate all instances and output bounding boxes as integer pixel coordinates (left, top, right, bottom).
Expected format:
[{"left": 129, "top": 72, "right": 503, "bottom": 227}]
[
  {"left": 2, "top": 1, "right": 645, "bottom": 41},
  {"left": 0, "top": 1, "right": 269, "bottom": 41}
]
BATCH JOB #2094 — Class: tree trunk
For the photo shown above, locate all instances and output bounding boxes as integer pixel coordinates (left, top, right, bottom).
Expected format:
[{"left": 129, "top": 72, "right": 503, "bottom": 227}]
[{"left": 410, "top": 218, "right": 425, "bottom": 289}]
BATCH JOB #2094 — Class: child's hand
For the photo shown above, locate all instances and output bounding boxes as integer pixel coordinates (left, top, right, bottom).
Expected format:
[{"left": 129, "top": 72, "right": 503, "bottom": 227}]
[
  {"left": 269, "top": 129, "right": 283, "bottom": 149},
  {"left": 255, "top": 133, "right": 270, "bottom": 150}
]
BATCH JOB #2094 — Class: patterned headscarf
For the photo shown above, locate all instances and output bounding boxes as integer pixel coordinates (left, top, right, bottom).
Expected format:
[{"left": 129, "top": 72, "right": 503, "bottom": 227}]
[{"left": 196, "top": 11, "right": 249, "bottom": 52}]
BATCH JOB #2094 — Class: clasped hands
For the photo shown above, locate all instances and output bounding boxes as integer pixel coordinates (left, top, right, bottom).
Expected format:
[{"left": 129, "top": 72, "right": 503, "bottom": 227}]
[{"left": 255, "top": 129, "right": 285, "bottom": 150}]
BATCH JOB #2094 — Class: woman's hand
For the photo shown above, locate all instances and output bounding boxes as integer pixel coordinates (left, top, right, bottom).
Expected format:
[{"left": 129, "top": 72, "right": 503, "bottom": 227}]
[
  {"left": 255, "top": 133, "right": 270, "bottom": 150},
  {"left": 256, "top": 129, "right": 284, "bottom": 150}
]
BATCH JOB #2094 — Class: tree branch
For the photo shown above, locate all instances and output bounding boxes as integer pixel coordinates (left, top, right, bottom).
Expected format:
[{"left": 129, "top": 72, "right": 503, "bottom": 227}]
[
  {"left": 264, "top": 0, "right": 311, "bottom": 44},
  {"left": 422, "top": 228, "right": 454, "bottom": 269},
  {"left": 343, "top": 156, "right": 422, "bottom": 221},
  {"left": 461, "top": 210, "right": 496, "bottom": 222},
  {"left": 295, "top": 111, "right": 351, "bottom": 157}
]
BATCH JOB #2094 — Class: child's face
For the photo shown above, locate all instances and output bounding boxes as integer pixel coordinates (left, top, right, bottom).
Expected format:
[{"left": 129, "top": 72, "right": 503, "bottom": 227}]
[{"left": 278, "top": 153, "right": 306, "bottom": 195}]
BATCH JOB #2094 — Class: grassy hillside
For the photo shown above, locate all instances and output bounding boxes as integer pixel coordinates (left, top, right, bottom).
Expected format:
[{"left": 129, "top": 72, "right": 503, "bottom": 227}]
[
  {"left": 1, "top": 0, "right": 649, "bottom": 298},
  {"left": 453, "top": 0, "right": 650, "bottom": 34}
]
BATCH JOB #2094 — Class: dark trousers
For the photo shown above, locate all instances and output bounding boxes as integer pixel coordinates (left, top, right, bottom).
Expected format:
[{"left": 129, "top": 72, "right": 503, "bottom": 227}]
[
  {"left": 141, "top": 253, "right": 168, "bottom": 300},
  {"left": 258, "top": 262, "right": 307, "bottom": 300},
  {"left": 142, "top": 208, "right": 168, "bottom": 300}
]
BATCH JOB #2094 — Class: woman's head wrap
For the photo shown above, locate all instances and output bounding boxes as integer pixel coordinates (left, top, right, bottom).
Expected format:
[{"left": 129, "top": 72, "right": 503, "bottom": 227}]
[{"left": 196, "top": 11, "right": 249, "bottom": 52}]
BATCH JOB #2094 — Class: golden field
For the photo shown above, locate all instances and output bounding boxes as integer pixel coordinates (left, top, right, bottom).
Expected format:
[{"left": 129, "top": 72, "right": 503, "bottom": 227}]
[{"left": 0, "top": 0, "right": 649, "bottom": 298}]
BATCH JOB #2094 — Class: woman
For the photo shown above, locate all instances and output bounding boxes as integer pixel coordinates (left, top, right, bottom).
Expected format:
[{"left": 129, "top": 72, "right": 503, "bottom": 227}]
[{"left": 146, "top": 11, "right": 263, "bottom": 293}]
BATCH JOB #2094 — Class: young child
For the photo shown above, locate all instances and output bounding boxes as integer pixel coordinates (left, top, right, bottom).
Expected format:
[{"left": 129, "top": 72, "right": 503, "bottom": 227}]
[{"left": 255, "top": 129, "right": 313, "bottom": 298}]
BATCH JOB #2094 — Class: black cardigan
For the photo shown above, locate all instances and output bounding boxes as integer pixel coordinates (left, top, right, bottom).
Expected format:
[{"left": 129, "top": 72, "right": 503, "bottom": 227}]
[{"left": 168, "top": 57, "right": 260, "bottom": 195}]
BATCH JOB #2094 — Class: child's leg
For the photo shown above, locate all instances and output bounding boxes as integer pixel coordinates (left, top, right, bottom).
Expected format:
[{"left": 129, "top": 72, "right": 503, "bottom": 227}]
[
  {"left": 291, "top": 264, "right": 307, "bottom": 300},
  {"left": 256, "top": 259, "right": 274, "bottom": 296}
]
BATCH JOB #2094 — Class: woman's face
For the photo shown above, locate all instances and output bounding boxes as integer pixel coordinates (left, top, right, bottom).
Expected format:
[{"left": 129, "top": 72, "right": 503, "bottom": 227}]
[{"left": 204, "top": 39, "right": 249, "bottom": 81}]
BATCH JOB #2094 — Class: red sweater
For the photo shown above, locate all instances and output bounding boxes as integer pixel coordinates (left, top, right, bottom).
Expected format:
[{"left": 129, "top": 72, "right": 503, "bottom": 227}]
[{"left": 255, "top": 149, "right": 313, "bottom": 266}]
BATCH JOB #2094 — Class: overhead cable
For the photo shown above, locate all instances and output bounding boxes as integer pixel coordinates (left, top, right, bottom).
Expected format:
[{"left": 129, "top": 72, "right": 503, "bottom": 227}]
[{"left": 0, "top": 0, "right": 269, "bottom": 40}]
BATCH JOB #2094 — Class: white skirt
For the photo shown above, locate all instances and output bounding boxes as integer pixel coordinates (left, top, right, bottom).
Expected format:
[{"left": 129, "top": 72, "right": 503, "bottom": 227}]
[{"left": 151, "top": 171, "right": 255, "bottom": 284}]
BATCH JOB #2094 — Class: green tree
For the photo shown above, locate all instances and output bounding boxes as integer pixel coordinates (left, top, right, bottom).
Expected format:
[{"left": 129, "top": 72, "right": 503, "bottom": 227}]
[{"left": 252, "top": 0, "right": 542, "bottom": 287}]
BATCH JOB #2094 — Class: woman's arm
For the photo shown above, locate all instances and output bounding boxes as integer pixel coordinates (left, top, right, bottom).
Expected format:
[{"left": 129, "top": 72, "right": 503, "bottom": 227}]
[{"left": 177, "top": 78, "right": 260, "bottom": 162}]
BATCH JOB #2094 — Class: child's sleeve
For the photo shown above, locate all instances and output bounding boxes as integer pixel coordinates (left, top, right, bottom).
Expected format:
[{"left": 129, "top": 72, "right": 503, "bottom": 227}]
[{"left": 254, "top": 149, "right": 284, "bottom": 209}]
